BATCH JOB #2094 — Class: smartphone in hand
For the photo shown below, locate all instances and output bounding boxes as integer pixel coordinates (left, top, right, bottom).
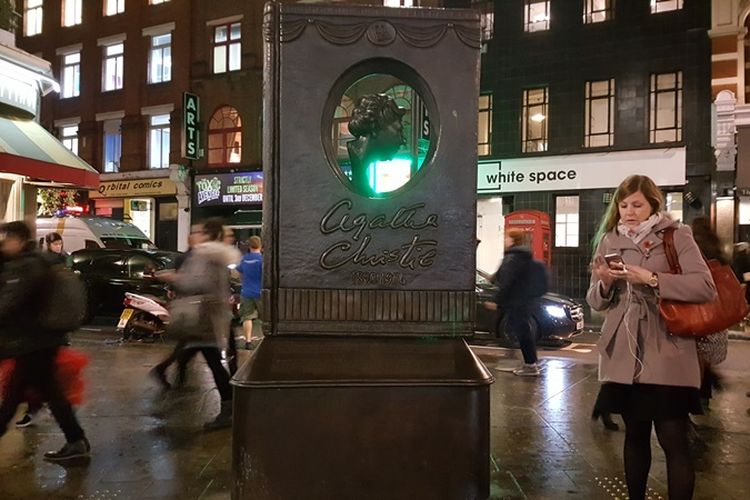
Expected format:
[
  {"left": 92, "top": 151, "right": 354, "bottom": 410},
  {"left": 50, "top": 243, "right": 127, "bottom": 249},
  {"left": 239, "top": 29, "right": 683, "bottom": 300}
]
[{"left": 604, "top": 253, "right": 624, "bottom": 269}]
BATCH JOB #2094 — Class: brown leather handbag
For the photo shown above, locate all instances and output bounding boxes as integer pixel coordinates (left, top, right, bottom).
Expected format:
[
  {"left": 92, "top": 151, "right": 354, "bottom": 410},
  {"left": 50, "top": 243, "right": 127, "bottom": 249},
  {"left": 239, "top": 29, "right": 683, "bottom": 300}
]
[{"left": 659, "top": 227, "right": 749, "bottom": 337}]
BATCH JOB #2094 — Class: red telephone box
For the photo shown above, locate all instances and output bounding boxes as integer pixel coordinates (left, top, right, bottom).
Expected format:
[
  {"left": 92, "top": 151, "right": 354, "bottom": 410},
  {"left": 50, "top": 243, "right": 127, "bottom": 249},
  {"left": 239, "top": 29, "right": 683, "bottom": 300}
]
[{"left": 504, "top": 210, "right": 551, "bottom": 265}]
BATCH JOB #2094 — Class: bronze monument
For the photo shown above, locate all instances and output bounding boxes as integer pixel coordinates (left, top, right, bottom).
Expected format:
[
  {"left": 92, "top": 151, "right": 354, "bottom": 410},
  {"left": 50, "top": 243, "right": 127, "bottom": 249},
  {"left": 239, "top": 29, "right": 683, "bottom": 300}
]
[{"left": 232, "top": 4, "right": 493, "bottom": 499}]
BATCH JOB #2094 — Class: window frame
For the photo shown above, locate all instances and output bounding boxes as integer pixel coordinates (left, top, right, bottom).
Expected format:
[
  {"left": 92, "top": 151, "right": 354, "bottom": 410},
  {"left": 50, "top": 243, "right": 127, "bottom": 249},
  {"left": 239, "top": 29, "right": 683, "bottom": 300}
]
[
  {"left": 212, "top": 22, "right": 242, "bottom": 74},
  {"left": 60, "top": 125, "right": 79, "bottom": 155},
  {"left": 207, "top": 106, "right": 243, "bottom": 166},
  {"left": 104, "top": 0, "right": 125, "bottom": 17},
  {"left": 147, "top": 113, "right": 171, "bottom": 169},
  {"left": 650, "top": 0, "right": 683, "bottom": 14},
  {"left": 24, "top": 0, "right": 43, "bottom": 37},
  {"left": 478, "top": 93, "right": 493, "bottom": 157},
  {"left": 649, "top": 71, "right": 683, "bottom": 144},
  {"left": 521, "top": 87, "right": 549, "bottom": 153},
  {"left": 148, "top": 32, "right": 172, "bottom": 84},
  {"left": 62, "top": 0, "right": 82, "bottom": 27},
  {"left": 103, "top": 119, "right": 122, "bottom": 173},
  {"left": 524, "top": 0, "right": 550, "bottom": 33},
  {"left": 472, "top": 1, "right": 494, "bottom": 43},
  {"left": 60, "top": 51, "right": 81, "bottom": 99},
  {"left": 584, "top": 78, "right": 615, "bottom": 148},
  {"left": 555, "top": 195, "right": 580, "bottom": 248},
  {"left": 102, "top": 42, "right": 125, "bottom": 92},
  {"left": 583, "top": 0, "right": 615, "bottom": 24}
]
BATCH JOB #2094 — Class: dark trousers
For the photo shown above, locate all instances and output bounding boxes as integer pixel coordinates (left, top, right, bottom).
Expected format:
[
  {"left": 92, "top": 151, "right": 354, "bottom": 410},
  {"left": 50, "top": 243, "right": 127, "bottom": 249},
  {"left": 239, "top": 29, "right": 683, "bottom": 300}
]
[
  {"left": 0, "top": 347, "right": 85, "bottom": 443},
  {"left": 506, "top": 308, "right": 538, "bottom": 364},
  {"left": 177, "top": 347, "right": 232, "bottom": 401}
]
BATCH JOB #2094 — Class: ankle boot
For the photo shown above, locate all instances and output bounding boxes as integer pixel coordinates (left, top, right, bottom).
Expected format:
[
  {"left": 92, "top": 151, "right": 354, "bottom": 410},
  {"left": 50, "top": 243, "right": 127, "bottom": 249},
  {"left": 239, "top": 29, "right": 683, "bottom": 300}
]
[{"left": 204, "top": 400, "right": 232, "bottom": 431}]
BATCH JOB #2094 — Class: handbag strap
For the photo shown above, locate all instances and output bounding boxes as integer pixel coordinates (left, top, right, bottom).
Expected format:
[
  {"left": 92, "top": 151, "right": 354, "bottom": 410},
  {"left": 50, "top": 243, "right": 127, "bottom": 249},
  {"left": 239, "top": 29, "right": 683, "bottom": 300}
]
[{"left": 662, "top": 227, "right": 683, "bottom": 274}]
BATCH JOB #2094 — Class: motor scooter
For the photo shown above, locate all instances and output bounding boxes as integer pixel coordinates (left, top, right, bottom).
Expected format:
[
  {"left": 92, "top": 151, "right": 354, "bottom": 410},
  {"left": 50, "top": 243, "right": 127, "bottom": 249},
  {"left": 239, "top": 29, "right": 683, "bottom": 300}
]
[{"left": 116, "top": 292, "right": 170, "bottom": 342}]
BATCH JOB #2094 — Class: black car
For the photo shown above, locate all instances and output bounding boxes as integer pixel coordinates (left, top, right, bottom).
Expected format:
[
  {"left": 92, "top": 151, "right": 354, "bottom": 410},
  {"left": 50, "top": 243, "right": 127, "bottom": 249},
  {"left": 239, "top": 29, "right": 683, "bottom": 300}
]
[
  {"left": 475, "top": 269, "right": 584, "bottom": 344},
  {"left": 71, "top": 248, "right": 180, "bottom": 318}
]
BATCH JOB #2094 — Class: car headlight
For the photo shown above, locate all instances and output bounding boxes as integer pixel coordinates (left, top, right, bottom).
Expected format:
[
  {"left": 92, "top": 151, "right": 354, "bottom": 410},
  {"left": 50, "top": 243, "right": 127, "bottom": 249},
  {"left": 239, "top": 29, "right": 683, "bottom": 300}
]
[{"left": 544, "top": 305, "right": 567, "bottom": 319}]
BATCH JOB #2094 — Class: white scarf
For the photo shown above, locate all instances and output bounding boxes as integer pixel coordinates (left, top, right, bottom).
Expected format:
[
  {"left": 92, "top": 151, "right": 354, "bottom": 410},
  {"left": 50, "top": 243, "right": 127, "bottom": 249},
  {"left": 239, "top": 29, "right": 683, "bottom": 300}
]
[{"left": 617, "top": 212, "right": 663, "bottom": 245}]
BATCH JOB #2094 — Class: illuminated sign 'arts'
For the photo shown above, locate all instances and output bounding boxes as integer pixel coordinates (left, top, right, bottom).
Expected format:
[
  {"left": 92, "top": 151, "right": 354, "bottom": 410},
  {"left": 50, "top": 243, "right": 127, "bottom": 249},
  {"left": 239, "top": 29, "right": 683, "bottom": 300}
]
[{"left": 317, "top": 199, "right": 439, "bottom": 271}]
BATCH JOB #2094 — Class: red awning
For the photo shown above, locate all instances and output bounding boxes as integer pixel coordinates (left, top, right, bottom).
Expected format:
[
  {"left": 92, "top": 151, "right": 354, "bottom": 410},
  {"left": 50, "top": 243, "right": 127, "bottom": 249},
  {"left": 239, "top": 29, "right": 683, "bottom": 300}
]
[{"left": 0, "top": 116, "right": 99, "bottom": 189}]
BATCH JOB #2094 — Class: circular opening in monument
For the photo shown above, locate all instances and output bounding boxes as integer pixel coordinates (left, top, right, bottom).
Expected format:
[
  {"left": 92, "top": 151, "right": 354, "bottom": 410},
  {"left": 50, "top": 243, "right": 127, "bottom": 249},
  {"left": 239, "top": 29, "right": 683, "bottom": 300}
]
[{"left": 323, "top": 60, "right": 438, "bottom": 198}]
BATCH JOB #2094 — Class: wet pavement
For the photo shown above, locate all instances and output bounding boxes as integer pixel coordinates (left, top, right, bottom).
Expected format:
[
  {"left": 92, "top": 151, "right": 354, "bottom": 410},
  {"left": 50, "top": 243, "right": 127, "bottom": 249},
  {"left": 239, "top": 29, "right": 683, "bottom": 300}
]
[{"left": 1, "top": 329, "right": 749, "bottom": 499}]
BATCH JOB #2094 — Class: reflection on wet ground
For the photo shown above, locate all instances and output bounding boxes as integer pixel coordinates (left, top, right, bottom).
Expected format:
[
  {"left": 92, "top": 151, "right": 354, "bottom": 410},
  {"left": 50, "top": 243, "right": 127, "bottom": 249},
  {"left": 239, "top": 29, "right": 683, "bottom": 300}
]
[{"left": 1, "top": 334, "right": 748, "bottom": 499}]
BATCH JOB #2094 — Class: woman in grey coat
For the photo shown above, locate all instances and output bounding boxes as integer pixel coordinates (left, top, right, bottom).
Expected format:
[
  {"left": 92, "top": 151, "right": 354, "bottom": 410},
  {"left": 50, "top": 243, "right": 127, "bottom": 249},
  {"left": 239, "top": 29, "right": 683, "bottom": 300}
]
[{"left": 587, "top": 175, "right": 716, "bottom": 500}]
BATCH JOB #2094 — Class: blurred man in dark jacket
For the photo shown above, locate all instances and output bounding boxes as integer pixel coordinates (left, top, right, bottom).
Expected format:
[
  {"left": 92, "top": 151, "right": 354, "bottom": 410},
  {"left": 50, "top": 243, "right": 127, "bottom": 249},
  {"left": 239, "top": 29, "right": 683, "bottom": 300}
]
[
  {"left": 0, "top": 221, "right": 89, "bottom": 461},
  {"left": 485, "top": 229, "right": 547, "bottom": 376}
]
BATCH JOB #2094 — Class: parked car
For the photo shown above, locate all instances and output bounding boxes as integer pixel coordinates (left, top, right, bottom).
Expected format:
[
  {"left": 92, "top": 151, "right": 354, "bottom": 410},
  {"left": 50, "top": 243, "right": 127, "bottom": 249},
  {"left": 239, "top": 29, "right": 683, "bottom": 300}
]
[
  {"left": 475, "top": 269, "right": 584, "bottom": 344},
  {"left": 71, "top": 248, "right": 179, "bottom": 318}
]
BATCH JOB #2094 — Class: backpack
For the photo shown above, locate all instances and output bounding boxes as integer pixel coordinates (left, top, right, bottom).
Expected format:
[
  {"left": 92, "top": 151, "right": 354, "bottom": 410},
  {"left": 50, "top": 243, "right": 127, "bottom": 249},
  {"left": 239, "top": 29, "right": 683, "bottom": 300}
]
[
  {"left": 39, "top": 264, "right": 88, "bottom": 332},
  {"left": 526, "top": 259, "right": 549, "bottom": 298}
]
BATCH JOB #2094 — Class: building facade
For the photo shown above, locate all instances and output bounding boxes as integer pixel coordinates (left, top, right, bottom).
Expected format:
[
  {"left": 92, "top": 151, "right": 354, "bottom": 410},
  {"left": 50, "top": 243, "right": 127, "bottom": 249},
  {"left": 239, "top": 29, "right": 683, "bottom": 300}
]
[
  {"left": 467, "top": 0, "right": 712, "bottom": 300},
  {"left": 710, "top": 0, "right": 750, "bottom": 249}
]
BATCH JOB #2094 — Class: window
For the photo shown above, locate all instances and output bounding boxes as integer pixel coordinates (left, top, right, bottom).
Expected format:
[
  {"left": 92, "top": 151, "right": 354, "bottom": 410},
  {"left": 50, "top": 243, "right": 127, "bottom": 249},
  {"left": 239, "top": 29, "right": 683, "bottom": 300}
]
[
  {"left": 104, "top": 0, "right": 125, "bottom": 16},
  {"left": 62, "top": 0, "right": 82, "bottom": 27},
  {"left": 213, "top": 22, "right": 241, "bottom": 73},
  {"left": 522, "top": 87, "right": 548, "bottom": 152},
  {"left": 650, "top": 0, "right": 683, "bottom": 14},
  {"left": 584, "top": 79, "right": 615, "bottom": 147},
  {"left": 60, "top": 125, "right": 79, "bottom": 155},
  {"left": 24, "top": 0, "right": 43, "bottom": 36},
  {"left": 149, "top": 33, "right": 172, "bottom": 84},
  {"left": 103, "top": 119, "right": 122, "bottom": 173},
  {"left": 150, "top": 0, "right": 170, "bottom": 4},
  {"left": 555, "top": 196, "right": 579, "bottom": 248},
  {"left": 478, "top": 93, "right": 492, "bottom": 156},
  {"left": 61, "top": 52, "right": 81, "bottom": 99},
  {"left": 584, "top": 0, "right": 615, "bottom": 24},
  {"left": 649, "top": 71, "right": 682, "bottom": 143},
  {"left": 208, "top": 106, "right": 242, "bottom": 165},
  {"left": 472, "top": 1, "right": 494, "bottom": 43},
  {"left": 383, "top": 1, "right": 414, "bottom": 6},
  {"left": 665, "top": 192, "right": 683, "bottom": 223},
  {"left": 148, "top": 114, "right": 171, "bottom": 169},
  {"left": 103, "top": 42, "right": 124, "bottom": 91},
  {"left": 524, "top": 0, "right": 550, "bottom": 32}
]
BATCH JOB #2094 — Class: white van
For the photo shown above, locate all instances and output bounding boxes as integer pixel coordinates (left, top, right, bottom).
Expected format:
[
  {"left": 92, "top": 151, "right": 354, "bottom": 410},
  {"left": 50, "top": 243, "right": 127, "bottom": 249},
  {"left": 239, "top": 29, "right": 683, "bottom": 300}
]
[{"left": 36, "top": 217, "right": 156, "bottom": 253}]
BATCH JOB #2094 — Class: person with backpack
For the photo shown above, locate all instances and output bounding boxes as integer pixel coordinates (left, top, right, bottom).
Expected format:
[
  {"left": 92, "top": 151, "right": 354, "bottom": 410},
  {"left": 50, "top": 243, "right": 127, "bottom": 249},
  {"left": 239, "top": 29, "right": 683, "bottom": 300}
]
[
  {"left": 484, "top": 228, "right": 548, "bottom": 376},
  {"left": 0, "top": 221, "right": 89, "bottom": 461}
]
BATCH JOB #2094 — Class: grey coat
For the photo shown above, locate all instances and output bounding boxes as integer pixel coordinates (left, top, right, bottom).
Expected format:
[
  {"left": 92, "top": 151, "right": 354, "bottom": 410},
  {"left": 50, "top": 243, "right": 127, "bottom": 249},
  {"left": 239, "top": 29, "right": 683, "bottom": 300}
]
[
  {"left": 172, "top": 241, "right": 241, "bottom": 349},
  {"left": 586, "top": 216, "right": 716, "bottom": 389}
]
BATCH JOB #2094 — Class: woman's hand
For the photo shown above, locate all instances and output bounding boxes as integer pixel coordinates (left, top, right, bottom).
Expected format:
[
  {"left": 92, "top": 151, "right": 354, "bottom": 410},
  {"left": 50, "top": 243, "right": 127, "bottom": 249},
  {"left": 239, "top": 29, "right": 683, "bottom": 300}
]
[
  {"left": 593, "top": 256, "right": 615, "bottom": 292},
  {"left": 607, "top": 263, "right": 651, "bottom": 286}
]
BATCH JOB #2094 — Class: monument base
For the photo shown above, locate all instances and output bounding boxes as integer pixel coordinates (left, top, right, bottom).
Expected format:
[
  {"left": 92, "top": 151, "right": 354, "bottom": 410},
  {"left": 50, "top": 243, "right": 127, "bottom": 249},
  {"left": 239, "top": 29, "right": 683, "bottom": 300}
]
[{"left": 231, "top": 336, "right": 494, "bottom": 500}]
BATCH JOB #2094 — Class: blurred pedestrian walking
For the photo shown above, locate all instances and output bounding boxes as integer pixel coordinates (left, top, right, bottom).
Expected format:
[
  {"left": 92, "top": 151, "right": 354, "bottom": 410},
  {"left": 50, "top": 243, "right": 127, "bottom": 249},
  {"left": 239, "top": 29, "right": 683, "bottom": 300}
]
[
  {"left": 0, "top": 221, "right": 89, "bottom": 461},
  {"left": 587, "top": 175, "right": 716, "bottom": 500},
  {"left": 484, "top": 228, "right": 548, "bottom": 376},
  {"left": 158, "top": 218, "right": 241, "bottom": 430},
  {"left": 690, "top": 217, "right": 728, "bottom": 410},
  {"left": 237, "top": 235, "right": 263, "bottom": 350}
]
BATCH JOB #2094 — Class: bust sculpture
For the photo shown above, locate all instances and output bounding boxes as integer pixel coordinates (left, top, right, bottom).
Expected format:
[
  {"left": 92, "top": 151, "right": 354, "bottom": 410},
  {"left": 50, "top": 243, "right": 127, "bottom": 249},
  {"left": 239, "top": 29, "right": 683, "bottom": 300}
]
[{"left": 346, "top": 93, "right": 406, "bottom": 197}]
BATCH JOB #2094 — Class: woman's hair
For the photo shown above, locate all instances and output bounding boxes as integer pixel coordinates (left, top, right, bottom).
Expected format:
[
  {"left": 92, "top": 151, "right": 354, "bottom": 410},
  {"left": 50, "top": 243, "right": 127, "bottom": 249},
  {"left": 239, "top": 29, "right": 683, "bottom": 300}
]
[
  {"left": 593, "top": 175, "right": 664, "bottom": 249},
  {"left": 45, "top": 232, "right": 63, "bottom": 247},
  {"left": 506, "top": 228, "right": 525, "bottom": 247}
]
